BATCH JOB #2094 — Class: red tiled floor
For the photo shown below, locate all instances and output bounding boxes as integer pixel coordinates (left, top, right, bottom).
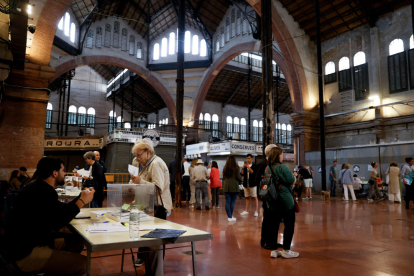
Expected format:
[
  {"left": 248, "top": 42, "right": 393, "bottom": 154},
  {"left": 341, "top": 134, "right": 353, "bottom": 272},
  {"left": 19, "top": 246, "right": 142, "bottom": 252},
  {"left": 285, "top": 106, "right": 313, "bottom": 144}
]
[{"left": 88, "top": 197, "right": 414, "bottom": 275}]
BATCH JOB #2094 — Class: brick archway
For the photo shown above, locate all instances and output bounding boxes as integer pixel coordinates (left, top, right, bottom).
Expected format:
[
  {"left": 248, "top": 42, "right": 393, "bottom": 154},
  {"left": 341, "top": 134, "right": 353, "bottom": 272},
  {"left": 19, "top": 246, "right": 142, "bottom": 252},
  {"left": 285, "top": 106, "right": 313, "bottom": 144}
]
[
  {"left": 53, "top": 56, "right": 176, "bottom": 121},
  {"left": 192, "top": 41, "right": 303, "bottom": 127}
]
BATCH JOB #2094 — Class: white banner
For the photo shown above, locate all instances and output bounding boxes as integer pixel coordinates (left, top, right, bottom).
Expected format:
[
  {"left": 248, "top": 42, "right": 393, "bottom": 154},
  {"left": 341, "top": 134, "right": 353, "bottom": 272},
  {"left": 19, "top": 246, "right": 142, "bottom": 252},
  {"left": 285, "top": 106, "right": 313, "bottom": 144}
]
[
  {"left": 186, "top": 142, "right": 210, "bottom": 155},
  {"left": 230, "top": 142, "right": 256, "bottom": 153},
  {"left": 210, "top": 142, "right": 231, "bottom": 153}
]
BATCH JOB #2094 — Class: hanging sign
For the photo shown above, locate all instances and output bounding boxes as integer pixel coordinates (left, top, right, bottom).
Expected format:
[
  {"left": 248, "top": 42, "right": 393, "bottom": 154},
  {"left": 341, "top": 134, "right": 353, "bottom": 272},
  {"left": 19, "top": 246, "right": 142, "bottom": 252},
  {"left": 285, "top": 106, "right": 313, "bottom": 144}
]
[
  {"left": 143, "top": 129, "right": 160, "bottom": 147},
  {"left": 230, "top": 142, "right": 256, "bottom": 153},
  {"left": 353, "top": 165, "right": 360, "bottom": 173},
  {"left": 44, "top": 138, "right": 103, "bottom": 150},
  {"left": 210, "top": 142, "right": 231, "bottom": 153}
]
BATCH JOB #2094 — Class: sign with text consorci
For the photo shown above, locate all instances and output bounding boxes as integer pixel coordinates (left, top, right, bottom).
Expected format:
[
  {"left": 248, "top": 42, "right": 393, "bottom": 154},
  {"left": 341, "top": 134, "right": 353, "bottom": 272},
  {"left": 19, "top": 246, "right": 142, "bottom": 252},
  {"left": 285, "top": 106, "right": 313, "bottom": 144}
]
[{"left": 44, "top": 138, "right": 103, "bottom": 150}]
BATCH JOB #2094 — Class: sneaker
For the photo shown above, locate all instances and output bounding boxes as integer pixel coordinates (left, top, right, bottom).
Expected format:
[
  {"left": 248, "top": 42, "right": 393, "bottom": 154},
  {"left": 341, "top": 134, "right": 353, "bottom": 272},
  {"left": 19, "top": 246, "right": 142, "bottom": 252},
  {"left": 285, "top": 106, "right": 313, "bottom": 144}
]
[
  {"left": 190, "top": 204, "right": 194, "bottom": 208},
  {"left": 342, "top": 198, "right": 347, "bottom": 201},
  {"left": 212, "top": 206, "right": 216, "bottom": 209},
  {"left": 353, "top": 200, "right": 358, "bottom": 203},
  {"left": 281, "top": 250, "right": 299, "bottom": 258},
  {"left": 205, "top": 207, "right": 210, "bottom": 210},
  {"left": 309, "top": 197, "right": 312, "bottom": 200},
  {"left": 216, "top": 206, "right": 220, "bottom": 209},
  {"left": 270, "top": 250, "right": 282, "bottom": 258},
  {"left": 240, "top": 211, "right": 249, "bottom": 215},
  {"left": 254, "top": 212, "right": 259, "bottom": 217},
  {"left": 134, "top": 258, "right": 145, "bottom": 267},
  {"left": 228, "top": 217, "right": 237, "bottom": 222},
  {"left": 231, "top": 217, "right": 237, "bottom": 221}
]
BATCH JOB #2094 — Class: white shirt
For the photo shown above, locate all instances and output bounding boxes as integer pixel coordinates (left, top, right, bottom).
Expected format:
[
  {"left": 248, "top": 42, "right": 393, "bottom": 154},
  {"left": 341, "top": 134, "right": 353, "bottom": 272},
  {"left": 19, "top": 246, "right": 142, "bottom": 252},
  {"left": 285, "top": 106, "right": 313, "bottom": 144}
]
[{"left": 183, "top": 162, "right": 190, "bottom": 176}]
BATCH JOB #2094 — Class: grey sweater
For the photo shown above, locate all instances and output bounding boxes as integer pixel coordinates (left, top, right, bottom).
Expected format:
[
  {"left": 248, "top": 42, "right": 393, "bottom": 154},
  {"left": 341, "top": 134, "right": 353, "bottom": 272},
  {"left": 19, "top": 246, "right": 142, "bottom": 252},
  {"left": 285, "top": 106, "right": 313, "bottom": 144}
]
[{"left": 339, "top": 169, "right": 353, "bottom": 184}]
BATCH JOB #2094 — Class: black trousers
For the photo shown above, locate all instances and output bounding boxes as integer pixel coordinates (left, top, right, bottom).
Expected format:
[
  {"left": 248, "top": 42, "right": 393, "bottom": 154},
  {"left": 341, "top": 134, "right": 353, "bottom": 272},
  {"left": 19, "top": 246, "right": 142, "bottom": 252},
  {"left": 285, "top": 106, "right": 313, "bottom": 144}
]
[
  {"left": 261, "top": 205, "right": 296, "bottom": 250},
  {"left": 405, "top": 184, "right": 414, "bottom": 209},
  {"left": 170, "top": 181, "right": 175, "bottom": 202},
  {"left": 182, "top": 176, "right": 190, "bottom": 201}
]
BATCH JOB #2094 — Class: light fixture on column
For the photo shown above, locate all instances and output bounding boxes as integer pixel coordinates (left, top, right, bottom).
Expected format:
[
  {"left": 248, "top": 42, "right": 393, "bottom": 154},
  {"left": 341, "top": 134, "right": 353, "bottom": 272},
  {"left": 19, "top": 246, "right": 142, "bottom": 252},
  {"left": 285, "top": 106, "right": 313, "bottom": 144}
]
[{"left": 368, "top": 95, "right": 380, "bottom": 106}]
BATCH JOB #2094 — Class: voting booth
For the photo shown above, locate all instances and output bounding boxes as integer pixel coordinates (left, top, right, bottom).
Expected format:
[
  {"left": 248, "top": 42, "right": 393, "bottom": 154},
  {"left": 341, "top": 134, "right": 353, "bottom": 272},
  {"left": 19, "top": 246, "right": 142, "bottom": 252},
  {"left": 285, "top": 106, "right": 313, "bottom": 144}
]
[{"left": 106, "top": 184, "right": 156, "bottom": 222}]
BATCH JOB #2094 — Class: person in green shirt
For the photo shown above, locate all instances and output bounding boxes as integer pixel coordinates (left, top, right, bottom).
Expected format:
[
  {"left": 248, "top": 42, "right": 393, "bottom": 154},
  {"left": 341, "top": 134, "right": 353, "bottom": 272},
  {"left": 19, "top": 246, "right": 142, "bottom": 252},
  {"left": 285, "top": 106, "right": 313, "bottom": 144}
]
[{"left": 265, "top": 147, "right": 299, "bottom": 259}]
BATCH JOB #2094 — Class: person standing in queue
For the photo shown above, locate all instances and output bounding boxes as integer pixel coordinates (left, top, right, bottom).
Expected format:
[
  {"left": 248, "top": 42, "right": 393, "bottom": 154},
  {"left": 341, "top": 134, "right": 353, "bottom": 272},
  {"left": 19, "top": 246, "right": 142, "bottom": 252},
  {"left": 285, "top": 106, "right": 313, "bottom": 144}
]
[
  {"left": 85, "top": 151, "right": 108, "bottom": 192},
  {"left": 188, "top": 159, "right": 198, "bottom": 209},
  {"left": 265, "top": 147, "right": 298, "bottom": 259},
  {"left": 79, "top": 151, "right": 103, "bottom": 208},
  {"left": 130, "top": 139, "right": 172, "bottom": 275},
  {"left": 401, "top": 157, "right": 414, "bottom": 209},
  {"left": 182, "top": 157, "right": 191, "bottom": 203},
  {"left": 223, "top": 156, "right": 242, "bottom": 222},
  {"left": 191, "top": 159, "right": 210, "bottom": 210},
  {"left": 5, "top": 157, "right": 94, "bottom": 275},
  {"left": 240, "top": 154, "right": 259, "bottom": 217},
  {"left": 329, "top": 161, "right": 338, "bottom": 198}
]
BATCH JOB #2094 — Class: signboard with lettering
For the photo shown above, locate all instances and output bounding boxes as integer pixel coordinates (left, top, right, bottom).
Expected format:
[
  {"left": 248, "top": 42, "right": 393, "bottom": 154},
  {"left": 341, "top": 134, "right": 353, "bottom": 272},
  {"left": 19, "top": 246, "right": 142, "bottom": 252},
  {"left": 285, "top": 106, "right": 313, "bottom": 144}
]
[
  {"left": 210, "top": 142, "right": 231, "bottom": 153},
  {"left": 230, "top": 142, "right": 256, "bottom": 153},
  {"left": 44, "top": 138, "right": 103, "bottom": 150},
  {"left": 186, "top": 142, "right": 210, "bottom": 155}
]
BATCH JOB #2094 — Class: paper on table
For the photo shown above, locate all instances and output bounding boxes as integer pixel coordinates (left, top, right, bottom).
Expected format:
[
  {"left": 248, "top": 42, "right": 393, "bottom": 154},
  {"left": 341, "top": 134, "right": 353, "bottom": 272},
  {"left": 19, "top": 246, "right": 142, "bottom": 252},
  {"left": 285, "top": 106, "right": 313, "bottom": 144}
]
[
  {"left": 90, "top": 210, "right": 106, "bottom": 215},
  {"left": 128, "top": 165, "right": 139, "bottom": 176},
  {"left": 88, "top": 223, "right": 129, "bottom": 233},
  {"left": 139, "top": 225, "right": 173, "bottom": 231},
  {"left": 77, "top": 169, "right": 90, "bottom": 178}
]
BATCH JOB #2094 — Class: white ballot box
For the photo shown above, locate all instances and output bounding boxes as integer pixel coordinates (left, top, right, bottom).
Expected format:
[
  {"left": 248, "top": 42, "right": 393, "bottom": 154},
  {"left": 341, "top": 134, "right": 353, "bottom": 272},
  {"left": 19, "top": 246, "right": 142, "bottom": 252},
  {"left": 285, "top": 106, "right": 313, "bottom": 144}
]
[{"left": 106, "top": 184, "right": 155, "bottom": 222}]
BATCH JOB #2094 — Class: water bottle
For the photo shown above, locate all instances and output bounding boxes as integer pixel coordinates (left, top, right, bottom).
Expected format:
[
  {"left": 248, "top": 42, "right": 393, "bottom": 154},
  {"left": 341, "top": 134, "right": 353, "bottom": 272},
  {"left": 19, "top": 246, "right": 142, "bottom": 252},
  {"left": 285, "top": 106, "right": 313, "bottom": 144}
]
[{"left": 129, "top": 205, "right": 140, "bottom": 240}]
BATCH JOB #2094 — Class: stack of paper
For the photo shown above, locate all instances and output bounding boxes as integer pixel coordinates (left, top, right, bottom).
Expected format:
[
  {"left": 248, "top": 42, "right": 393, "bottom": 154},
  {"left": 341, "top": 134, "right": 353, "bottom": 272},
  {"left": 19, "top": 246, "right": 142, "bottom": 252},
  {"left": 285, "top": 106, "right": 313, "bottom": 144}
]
[
  {"left": 88, "top": 223, "right": 129, "bottom": 233},
  {"left": 77, "top": 169, "right": 90, "bottom": 178}
]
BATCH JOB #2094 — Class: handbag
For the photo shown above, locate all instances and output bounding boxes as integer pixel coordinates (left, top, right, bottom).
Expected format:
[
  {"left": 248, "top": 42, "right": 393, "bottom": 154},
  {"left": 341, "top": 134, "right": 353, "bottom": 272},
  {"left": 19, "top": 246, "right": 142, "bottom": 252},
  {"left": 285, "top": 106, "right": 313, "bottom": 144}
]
[{"left": 258, "top": 164, "right": 281, "bottom": 203}]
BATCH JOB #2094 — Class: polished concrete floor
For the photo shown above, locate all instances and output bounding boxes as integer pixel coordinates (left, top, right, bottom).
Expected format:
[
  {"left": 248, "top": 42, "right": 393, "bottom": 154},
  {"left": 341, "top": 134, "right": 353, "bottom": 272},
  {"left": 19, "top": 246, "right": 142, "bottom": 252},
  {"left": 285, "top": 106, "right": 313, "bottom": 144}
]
[{"left": 89, "top": 197, "right": 414, "bottom": 276}]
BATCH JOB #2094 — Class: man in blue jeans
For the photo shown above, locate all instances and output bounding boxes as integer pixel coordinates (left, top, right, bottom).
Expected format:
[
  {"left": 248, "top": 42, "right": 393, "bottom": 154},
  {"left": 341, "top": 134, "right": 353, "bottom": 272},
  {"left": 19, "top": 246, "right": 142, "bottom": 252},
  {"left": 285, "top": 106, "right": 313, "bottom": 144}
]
[{"left": 329, "top": 160, "right": 337, "bottom": 197}]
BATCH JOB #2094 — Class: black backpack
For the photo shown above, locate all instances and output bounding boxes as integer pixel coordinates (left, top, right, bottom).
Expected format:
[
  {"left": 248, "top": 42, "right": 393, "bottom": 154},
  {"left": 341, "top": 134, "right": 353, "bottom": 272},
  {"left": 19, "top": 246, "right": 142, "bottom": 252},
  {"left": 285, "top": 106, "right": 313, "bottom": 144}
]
[{"left": 258, "top": 164, "right": 281, "bottom": 202}]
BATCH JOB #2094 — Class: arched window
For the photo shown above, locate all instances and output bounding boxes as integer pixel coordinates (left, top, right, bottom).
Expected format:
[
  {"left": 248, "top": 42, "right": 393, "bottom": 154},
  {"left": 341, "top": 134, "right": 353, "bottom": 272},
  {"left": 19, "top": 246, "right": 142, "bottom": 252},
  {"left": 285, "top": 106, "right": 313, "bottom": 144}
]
[
  {"left": 410, "top": 35, "right": 414, "bottom": 49},
  {"left": 282, "top": 124, "right": 287, "bottom": 144},
  {"left": 87, "top": 108, "right": 95, "bottom": 128},
  {"left": 58, "top": 17, "right": 63, "bottom": 30},
  {"left": 46, "top": 103, "right": 52, "bottom": 129},
  {"left": 96, "top": 27, "right": 102, "bottom": 48},
  {"left": 85, "top": 29, "right": 93, "bottom": 48},
  {"left": 116, "top": 116, "right": 123, "bottom": 128},
  {"left": 184, "top": 31, "right": 191, "bottom": 53},
  {"left": 258, "top": 121, "right": 263, "bottom": 142},
  {"left": 153, "top": 43, "right": 160, "bottom": 60},
  {"left": 242, "top": 16, "right": 247, "bottom": 35},
  {"left": 236, "top": 11, "right": 241, "bottom": 35},
  {"left": 231, "top": 10, "right": 236, "bottom": 37},
  {"left": 124, "top": 122, "right": 131, "bottom": 129},
  {"left": 70, "top": 23, "right": 76, "bottom": 43},
  {"left": 275, "top": 123, "right": 281, "bottom": 143},
  {"left": 389, "top": 39, "right": 404, "bottom": 56},
  {"left": 64, "top": 12, "right": 70, "bottom": 36},
  {"left": 226, "top": 116, "right": 233, "bottom": 137},
  {"left": 129, "top": 35, "right": 135, "bottom": 55},
  {"left": 192, "top": 35, "right": 199, "bottom": 55},
  {"left": 200, "top": 39, "right": 207, "bottom": 57},
  {"left": 77, "top": 107, "right": 86, "bottom": 126},
  {"left": 325, "top": 61, "right": 335, "bottom": 75},
  {"left": 204, "top": 113, "right": 211, "bottom": 130},
  {"left": 165, "top": 118, "right": 168, "bottom": 125},
  {"left": 169, "top": 32, "right": 175, "bottom": 54},
  {"left": 68, "top": 105, "right": 77, "bottom": 125},
  {"left": 221, "top": 26, "right": 225, "bottom": 47},
  {"left": 353, "top": 51, "right": 366, "bottom": 66},
  {"left": 233, "top": 117, "right": 240, "bottom": 135},
  {"left": 240, "top": 118, "right": 247, "bottom": 140},
  {"left": 113, "top": 21, "right": 120, "bottom": 48},
  {"left": 212, "top": 114, "right": 219, "bottom": 138},
  {"left": 161, "top": 37, "right": 168, "bottom": 57},
  {"left": 137, "top": 42, "right": 142, "bottom": 59},
  {"left": 109, "top": 110, "right": 116, "bottom": 132},
  {"left": 287, "top": 124, "right": 292, "bottom": 145},
  {"left": 104, "top": 24, "right": 111, "bottom": 47},
  {"left": 226, "top": 18, "right": 230, "bottom": 42},
  {"left": 199, "top": 113, "right": 204, "bottom": 125},
  {"left": 253, "top": 120, "right": 258, "bottom": 141},
  {"left": 215, "top": 35, "right": 220, "bottom": 53},
  {"left": 338, "top": 57, "right": 350, "bottom": 71},
  {"left": 121, "top": 28, "right": 127, "bottom": 51}
]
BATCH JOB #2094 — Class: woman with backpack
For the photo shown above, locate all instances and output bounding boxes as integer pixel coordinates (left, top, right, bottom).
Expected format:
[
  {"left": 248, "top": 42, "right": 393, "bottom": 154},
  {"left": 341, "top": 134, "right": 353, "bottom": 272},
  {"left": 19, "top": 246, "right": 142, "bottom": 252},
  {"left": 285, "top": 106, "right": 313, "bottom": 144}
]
[
  {"left": 338, "top": 163, "right": 358, "bottom": 202},
  {"left": 265, "top": 147, "right": 298, "bottom": 259}
]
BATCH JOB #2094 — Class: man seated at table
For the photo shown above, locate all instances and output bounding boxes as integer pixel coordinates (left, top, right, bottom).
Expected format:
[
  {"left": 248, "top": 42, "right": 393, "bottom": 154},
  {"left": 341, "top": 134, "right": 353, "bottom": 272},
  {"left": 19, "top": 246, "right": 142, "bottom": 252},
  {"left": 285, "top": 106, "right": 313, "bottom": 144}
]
[{"left": 5, "top": 156, "right": 95, "bottom": 275}]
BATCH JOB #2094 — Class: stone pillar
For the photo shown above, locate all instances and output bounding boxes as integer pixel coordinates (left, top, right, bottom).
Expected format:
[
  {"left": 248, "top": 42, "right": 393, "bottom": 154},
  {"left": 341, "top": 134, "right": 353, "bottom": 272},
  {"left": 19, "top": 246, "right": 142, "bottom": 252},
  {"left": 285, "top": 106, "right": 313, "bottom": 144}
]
[
  {"left": 369, "top": 27, "right": 382, "bottom": 101},
  {"left": 0, "top": 63, "right": 55, "bottom": 180},
  {"left": 291, "top": 111, "right": 320, "bottom": 166}
]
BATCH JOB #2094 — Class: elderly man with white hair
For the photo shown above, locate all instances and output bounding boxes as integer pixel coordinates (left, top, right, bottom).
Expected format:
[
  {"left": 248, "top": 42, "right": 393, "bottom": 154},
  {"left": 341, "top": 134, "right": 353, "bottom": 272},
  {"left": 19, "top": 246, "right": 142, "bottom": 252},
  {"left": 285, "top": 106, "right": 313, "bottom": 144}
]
[{"left": 130, "top": 138, "right": 172, "bottom": 276}]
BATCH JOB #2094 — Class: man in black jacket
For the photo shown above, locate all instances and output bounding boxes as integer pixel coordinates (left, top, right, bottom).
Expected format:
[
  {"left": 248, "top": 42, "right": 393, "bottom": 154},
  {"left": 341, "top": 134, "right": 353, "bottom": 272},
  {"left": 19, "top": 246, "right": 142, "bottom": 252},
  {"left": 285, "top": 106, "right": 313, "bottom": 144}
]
[
  {"left": 240, "top": 154, "right": 259, "bottom": 217},
  {"left": 81, "top": 151, "right": 103, "bottom": 208},
  {"left": 5, "top": 156, "right": 94, "bottom": 275},
  {"left": 85, "top": 151, "right": 107, "bottom": 191}
]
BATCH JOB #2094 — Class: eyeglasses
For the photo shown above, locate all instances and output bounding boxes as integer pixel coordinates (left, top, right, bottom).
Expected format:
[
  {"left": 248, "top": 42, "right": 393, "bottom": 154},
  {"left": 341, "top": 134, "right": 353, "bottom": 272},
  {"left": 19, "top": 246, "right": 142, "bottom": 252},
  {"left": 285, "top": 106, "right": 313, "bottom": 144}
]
[{"left": 135, "top": 149, "right": 146, "bottom": 160}]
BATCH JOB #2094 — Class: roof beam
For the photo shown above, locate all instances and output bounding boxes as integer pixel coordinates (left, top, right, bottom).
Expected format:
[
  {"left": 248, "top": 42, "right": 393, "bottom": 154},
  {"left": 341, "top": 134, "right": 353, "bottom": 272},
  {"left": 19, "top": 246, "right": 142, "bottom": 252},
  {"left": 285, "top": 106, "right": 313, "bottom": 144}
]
[
  {"left": 151, "top": 3, "right": 172, "bottom": 20},
  {"left": 222, "top": 75, "right": 248, "bottom": 108}
]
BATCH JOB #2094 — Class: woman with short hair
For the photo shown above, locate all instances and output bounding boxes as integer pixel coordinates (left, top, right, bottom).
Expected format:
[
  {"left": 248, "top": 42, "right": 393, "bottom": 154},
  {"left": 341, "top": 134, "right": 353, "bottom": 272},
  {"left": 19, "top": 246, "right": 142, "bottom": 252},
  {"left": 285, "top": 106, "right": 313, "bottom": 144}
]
[
  {"left": 386, "top": 161, "right": 401, "bottom": 203},
  {"left": 339, "top": 163, "right": 358, "bottom": 202}
]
